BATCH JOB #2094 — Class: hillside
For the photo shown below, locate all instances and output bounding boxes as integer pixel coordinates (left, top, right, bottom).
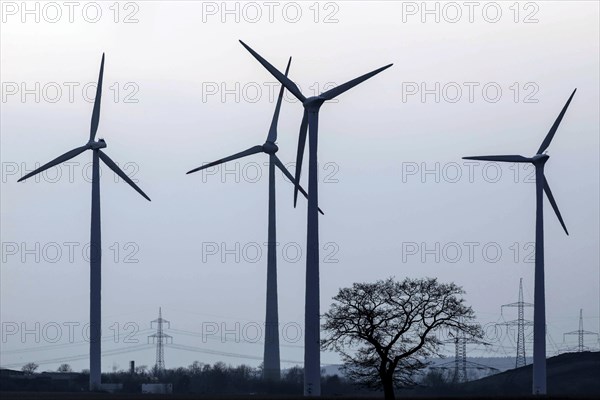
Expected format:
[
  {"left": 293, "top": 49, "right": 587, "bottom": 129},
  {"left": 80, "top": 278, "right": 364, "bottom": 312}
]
[{"left": 410, "top": 351, "right": 600, "bottom": 397}]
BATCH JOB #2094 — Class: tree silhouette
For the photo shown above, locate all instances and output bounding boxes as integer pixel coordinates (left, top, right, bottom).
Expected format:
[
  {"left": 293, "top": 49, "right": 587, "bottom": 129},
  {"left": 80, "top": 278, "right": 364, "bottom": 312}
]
[
  {"left": 322, "top": 277, "right": 482, "bottom": 400},
  {"left": 57, "top": 363, "right": 72, "bottom": 373},
  {"left": 21, "top": 362, "right": 39, "bottom": 375}
]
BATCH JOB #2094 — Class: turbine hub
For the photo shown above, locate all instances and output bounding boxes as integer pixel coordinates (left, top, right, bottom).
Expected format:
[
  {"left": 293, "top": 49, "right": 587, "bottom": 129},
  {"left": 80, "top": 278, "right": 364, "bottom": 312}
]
[
  {"left": 262, "top": 141, "right": 278, "bottom": 154},
  {"left": 304, "top": 96, "right": 325, "bottom": 111},
  {"left": 532, "top": 153, "right": 549, "bottom": 164},
  {"left": 89, "top": 139, "right": 107, "bottom": 150}
]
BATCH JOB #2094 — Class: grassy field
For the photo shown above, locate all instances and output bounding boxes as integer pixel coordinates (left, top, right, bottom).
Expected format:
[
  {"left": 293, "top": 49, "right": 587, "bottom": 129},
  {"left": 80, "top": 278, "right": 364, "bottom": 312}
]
[
  {"left": 2, "top": 393, "right": 600, "bottom": 400},
  {"left": 2, "top": 353, "right": 598, "bottom": 399},
  {"left": 3, "top": 394, "right": 600, "bottom": 400}
]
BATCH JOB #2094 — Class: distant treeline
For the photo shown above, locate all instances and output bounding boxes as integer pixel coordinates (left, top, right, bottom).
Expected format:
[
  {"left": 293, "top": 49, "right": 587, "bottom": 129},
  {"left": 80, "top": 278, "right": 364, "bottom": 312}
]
[{"left": 1, "top": 362, "right": 372, "bottom": 395}]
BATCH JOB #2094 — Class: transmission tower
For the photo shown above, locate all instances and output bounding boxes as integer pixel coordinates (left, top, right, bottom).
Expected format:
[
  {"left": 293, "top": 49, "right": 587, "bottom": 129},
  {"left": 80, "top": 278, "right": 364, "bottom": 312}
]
[
  {"left": 499, "top": 278, "right": 534, "bottom": 368},
  {"left": 563, "top": 309, "right": 598, "bottom": 352},
  {"left": 148, "top": 307, "right": 172, "bottom": 373},
  {"left": 453, "top": 332, "right": 467, "bottom": 383},
  {"left": 434, "top": 330, "right": 494, "bottom": 383}
]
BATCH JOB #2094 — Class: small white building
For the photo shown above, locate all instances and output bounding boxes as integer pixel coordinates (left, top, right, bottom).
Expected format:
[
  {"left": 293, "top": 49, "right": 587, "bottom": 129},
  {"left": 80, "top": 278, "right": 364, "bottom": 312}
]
[
  {"left": 142, "top": 383, "right": 173, "bottom": 394},
  {"left": 100, "top": 383, "right": 123, "bottom": 393}
]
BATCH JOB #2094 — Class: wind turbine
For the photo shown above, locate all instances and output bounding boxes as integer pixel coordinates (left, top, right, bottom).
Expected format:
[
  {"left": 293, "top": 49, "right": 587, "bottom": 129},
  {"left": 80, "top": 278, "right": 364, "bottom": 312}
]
[
  {"left": 187, "top": 57, "right": 321, "bottom": 382},
  {"left": 17, "top": 54, "right": 151, "bottom": 390},
  {"left": 463, "top": 89, "right": 576, "bottom": 395},
  {"left": 239, "top": 40, "right": 392, "bottom": 396}
]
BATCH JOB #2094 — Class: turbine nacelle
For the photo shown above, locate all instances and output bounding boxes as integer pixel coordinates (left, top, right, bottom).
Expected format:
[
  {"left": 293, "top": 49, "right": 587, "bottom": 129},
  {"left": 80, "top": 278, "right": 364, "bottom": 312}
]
[
  {"left": 532, "top": 153, "right": 549, "bottom": 164},
  {"left": 89, "top": 139, "right": 107, "bottom": 150},
  {"left": 303, "top": 96, "right": 326, "bottom": 111},
  {"left": 262, "top": 141, "right": 279, "bottom": 154}
]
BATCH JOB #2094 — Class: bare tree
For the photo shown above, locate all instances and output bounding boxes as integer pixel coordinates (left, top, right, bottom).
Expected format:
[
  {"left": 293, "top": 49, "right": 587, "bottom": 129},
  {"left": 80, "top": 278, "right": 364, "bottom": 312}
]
[
  {"left": 321, "top": 277, "right": 482, "bottom": 400},
  {"left": 57, "top": 363, "right": 72, "bottom": 373},
  {"left": 283, "top": 366, "right": 303, "bottom": 385},
  {"left": 21, "top": 362, "right": 39, "bottom": 374},
  {"left": 135, "top": 365, "right": 148, "bottom": 376},
  {"left": 188, "top": 361, "right": 204, "bottom": 375}
]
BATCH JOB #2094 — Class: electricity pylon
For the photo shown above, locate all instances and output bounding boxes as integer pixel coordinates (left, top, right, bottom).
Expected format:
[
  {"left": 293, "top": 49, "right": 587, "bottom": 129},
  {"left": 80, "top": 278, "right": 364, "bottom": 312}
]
[
  {"left": 148, "top": 307, "right": 172, "bottom": 373},
  {"left": 436, "top": 330, "right": 493, "bottom": 383},
  {"left": 563, "top": 309, "right": 598, "bottom": 352},
  {"left": 500, "top": 278, "right": 534, "bottom": 368}
]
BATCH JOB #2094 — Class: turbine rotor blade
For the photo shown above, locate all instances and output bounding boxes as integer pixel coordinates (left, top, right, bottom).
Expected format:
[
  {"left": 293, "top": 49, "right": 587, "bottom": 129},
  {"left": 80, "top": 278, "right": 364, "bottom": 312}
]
[
  {"left": 543, "top": 176, "right": 568, "bottom": 235},
  {"left": 293, "top": 110, "right": 309, "bottom": 207},
  {"left": 239, "top": 41, "right": 306, "bottom": 102},
  {"left": 267, "top": 56, "right": 292, "bottom": 143},
  {"left": 98, "top": 151, "right": 151, "bottom": 201},
  {"left": 18, "top": 145, "right": 89, "bottom": 182},
  {"left": 187, "top": 145, "right": 263, "bottom": 174},
  {"left": 319, "top": 63, "right": 393, "bottom": 100},
  {"left": 537, "top": 89, "right": 577, "bottom": 154},
  {"left": 90, "top": 53, "right": 105, "bottom": 141},
  {"left": 462, "top": 155, "right": 532, "bottom": 163},
  {"left": 273, "top": 155, "right": 323, "bottom": 215}
]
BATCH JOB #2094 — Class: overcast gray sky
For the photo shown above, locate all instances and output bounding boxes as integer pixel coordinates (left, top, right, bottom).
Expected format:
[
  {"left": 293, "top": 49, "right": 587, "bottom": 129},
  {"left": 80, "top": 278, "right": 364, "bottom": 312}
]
[{"left": 1, "top": 1, "right": 599, "bottom": 372}]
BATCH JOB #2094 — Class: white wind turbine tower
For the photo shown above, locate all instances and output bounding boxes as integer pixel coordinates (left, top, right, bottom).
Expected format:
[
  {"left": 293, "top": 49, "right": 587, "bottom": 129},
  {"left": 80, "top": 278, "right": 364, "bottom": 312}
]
[
  {"left": 464, "top": 89, "right": 576, "bottom": 395},
  {"left": 18, "top": 54, "right": 151, "bottom": 390},
  {"left": 239, "top": 41, "right": 392, "bottom": 396},
  {"left": 187, "top": 57, "right": 319, "bottom": 382}
]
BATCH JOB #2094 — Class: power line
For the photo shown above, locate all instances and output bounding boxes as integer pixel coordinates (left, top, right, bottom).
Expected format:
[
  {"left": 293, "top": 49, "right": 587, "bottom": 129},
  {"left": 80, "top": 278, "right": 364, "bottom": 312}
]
[
  {"left": 165, "top": 343, "right": 302, "bottom": 365},
  {"left": 169, "top": 327, "right": 303, "bottom": 349},
  {"left": 0, "top": 344, "right": 153, "bottom": 369},
  {"left": 0, "top": 328, "right": 154, "bottom": 355}
]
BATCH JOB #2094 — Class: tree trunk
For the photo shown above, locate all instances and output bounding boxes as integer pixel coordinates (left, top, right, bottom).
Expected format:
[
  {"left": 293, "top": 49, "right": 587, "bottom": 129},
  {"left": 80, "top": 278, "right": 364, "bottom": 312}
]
[{"left": 382, "top": 374, "right": 395, "bottom": 400}]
